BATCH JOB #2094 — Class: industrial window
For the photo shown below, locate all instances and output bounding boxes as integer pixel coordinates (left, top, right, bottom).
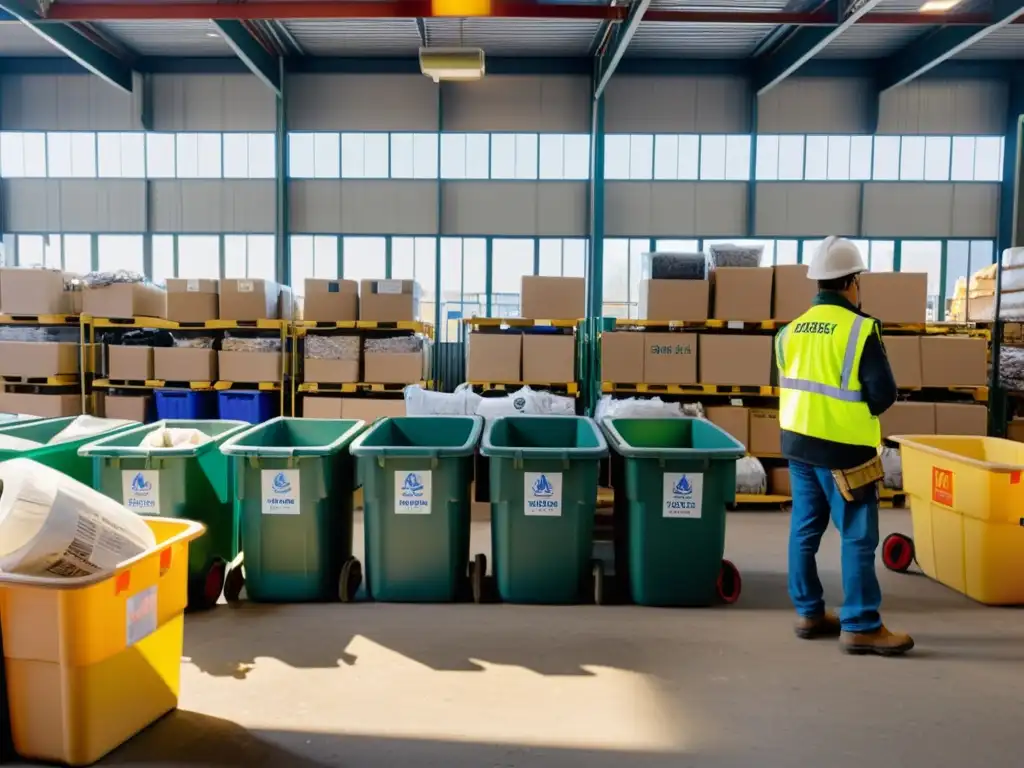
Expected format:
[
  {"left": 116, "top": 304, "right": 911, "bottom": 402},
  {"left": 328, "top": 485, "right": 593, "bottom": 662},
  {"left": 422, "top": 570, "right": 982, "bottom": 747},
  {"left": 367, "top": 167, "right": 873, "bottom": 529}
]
[
  {"left": 97, "top": 234, "right": 143, "bottom": 273},
  {"left": 538, "top": 135, "right": 590, "bottom": 180},
  {"left": 174, "top": 133, "right": 222, "bottom": 178},
  {"left": 392, "top": 237, "right": 437, "bottom": 324},
  {"left": 0, "top": 132, "right": 46, "bottom": 177},
  {"left": 151, "top": 235, "right": 174, "bottom": 285},
  {"left": 341, "top": 133, "right": 389, "bottom": 179},
  {"left": 440, "top": 133, "right": 490, "bottom": 179},
  {"left": 45, "top": 132, "right": 96, "bottom": 178},
  {"left": 538, "top": 238, "right": 587, "bottom": 278},
  {"left": 224, "top": 235, "right": 275, "bottom": 280},
  {"left": 290, "top": 235, "right": 339, "bottom": 297},
  {"left": 492, "top": 238, "right": 535, "bottom": 317},
  {"left": 901, "top": 240, "right": 943, "bottom": 320},
  {"left": 389, "top": 133, "right": 439, "bottom": 179},
  {"left": 653, "top": 135, "right": 700, "bottom": 180},
  {"left": 439, "top": 237, "right": 486, "bottom": 340},
  {"left": 602, "top": 238, "right": 650, "bottom": 318},
  {"left": 342, "top": 236, "right": 386, "bottom": 283},
  {"left": 288, "top": 132, "right": 340, "bottom": 178},
  {"left": 491, "top": 134, "right": 539, "bottom": 180},
  {"left": 945, "top": 239, "right": 995, "bottom": 320},
  {"left": 13, "top": 234, "right": 91, "bottom": 270},
  {"left": 653, "top": 239, "right": 700, "bottom": 253},
  {"left": 146, "top": 134, "right": 176, "bottom": 178},
  {"left": 223, "top": 133, "right": 276, "bottom": 179},
  {"left": 176, "top": 235, "right": 221, "bottom": 279},
  {"left": 97, "top": 133, "right": 146, "bottom": 178}
]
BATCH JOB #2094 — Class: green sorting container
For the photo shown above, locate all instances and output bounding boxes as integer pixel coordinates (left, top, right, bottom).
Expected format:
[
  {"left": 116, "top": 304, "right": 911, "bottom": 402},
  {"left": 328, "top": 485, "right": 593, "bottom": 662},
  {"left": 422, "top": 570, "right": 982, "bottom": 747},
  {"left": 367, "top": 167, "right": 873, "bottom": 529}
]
[
  {"left": 220, "top": 417, "right": 366, "bottom": 603},
  {"left": 78, "top": 419, "right": 250, "bottom": 609},
  {"left": 480, "top": 416, "right": 608, "bottom": 604},
  {"left": 349, "top": 416, "right": 483, "bottom": 603},
  {"left": 601, "top": 417, "right": 745, "bottom": 607},
  {"left": 0, "top": 416, "right": 139, "bottom": 484}
]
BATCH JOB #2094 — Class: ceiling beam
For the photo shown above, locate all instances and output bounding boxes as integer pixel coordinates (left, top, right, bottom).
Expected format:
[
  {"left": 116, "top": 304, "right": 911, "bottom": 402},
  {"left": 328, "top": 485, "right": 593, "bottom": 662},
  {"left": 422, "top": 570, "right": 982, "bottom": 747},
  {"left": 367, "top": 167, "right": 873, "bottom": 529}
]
[
  {"left": 0, "top": 0, "right": 133, "bottom": 92},
  {"left": 754, "top": 0, "right": 887, "bottom": 95},
  {"left": 594, "top": 0, "right": 650, "bottom": 99},
  {"left": 878, "top": 0, "right": 1024, "bottom": 91},
  {"left": 212, "top": 19, "right": 281, "bottom": 95}
]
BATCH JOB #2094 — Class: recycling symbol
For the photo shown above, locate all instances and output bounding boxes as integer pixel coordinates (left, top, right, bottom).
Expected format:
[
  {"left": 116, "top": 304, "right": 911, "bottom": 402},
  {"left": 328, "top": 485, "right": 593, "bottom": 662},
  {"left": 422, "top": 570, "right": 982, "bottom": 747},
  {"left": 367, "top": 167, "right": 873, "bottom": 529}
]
[{"left": 513, "top": 397, "right": 526, "bottom": 411}]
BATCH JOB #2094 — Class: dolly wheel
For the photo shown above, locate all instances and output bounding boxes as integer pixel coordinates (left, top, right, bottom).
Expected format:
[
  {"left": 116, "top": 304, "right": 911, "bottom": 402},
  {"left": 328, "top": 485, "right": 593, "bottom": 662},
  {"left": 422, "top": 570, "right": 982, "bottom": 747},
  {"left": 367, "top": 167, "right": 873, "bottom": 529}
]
[
  {"left": 592, "top": 560, "right": 606, "bottom": 606},
  {"left": 470, "top": 554, "right": 487, "bottom": 604},
  {"left": 223, "top": 562, "right": 246, "bottom": 604},
  {"left": 339, "top": 557, "right": 362, "bottom": 603},
  {"left": 882, "top": 533, "right": 915, "bottom": 573},
  {"left": 203, "top": 558, "right": 226, "bottom": 609},
  {"left": 717, "top": 560, "right": 742, "bottom": 605}
]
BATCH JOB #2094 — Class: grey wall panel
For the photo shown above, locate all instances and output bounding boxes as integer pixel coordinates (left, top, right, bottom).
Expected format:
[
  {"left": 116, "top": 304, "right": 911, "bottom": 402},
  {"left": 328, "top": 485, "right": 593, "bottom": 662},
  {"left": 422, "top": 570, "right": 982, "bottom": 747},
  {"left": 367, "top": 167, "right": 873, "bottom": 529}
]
[
  {"left": 289, "top": 180, "right": 438, "bottom": 234},
  {"left": 151, "top": 180, "right": 275, "bottom": 232},
  {"left": 0, "top": 74, "right": 142, "bottom": 130},
  {"left": 758, "top": 78, "right": 872, "bottom": 134},
  {"left": 288, "top": 75, "right": 438, "bottom": 131},
  {"left": 878, "top": 80, "right": 1008, "bottom": 135},
  {"left": 862, "top": 182, "right": 999, "bottom": 237},
  {"left": 442, "top": 76, "right": 589, "bottom": 132},
  {"left": 290, "top": 181, "right": 342, "bottom": 233},
  {"left": 604, "top": 182, "right": 746, "bottom": 236},
  {"left": 755, "top": 183, "right": 861, "bottom": 237},
  {"left": 152, "top": 75, "right": 275, "bottom": 131},
  {"left": 441, "top": 182, "right": 586, "bottom": 236},
  {"left": 4, "top": 180, "right": 146, "bottom": 231},
  {"left": 605, "top": 77, "right": 750, "bottom": 133}
]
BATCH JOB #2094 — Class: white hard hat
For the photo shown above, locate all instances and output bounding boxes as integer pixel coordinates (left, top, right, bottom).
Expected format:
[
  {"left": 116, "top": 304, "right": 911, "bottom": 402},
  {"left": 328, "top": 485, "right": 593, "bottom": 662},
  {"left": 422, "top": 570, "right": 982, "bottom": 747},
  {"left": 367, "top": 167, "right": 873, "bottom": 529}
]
[{"left": 807, "top": 236, "right": 867, "bottom": 281}]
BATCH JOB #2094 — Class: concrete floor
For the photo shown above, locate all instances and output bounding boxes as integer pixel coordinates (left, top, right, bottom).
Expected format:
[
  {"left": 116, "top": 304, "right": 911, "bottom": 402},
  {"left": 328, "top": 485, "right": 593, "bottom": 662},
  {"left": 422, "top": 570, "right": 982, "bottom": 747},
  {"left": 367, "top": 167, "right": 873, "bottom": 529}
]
[{"left": 36, "top": 511, "right": 1024, "bottom": 767}]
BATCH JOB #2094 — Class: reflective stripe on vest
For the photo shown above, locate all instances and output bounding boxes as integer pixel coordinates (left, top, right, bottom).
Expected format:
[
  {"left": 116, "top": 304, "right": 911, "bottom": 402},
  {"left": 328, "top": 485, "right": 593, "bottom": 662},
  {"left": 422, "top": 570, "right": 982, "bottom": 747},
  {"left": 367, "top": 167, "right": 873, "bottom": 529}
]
[{"left": 779, "top": 315, "right": 866, "bottom": 402}]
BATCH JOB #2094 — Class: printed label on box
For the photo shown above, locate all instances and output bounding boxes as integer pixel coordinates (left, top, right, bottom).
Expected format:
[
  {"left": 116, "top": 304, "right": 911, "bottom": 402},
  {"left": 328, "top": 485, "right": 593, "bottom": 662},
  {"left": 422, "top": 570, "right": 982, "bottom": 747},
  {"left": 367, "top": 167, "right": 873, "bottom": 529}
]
[
  {"left": 524, "top": 472, "right": 562, "bottom": 516},
  {"left": 395, "top": 470, "right": 431, "bottom": 514},
  {"left": 378, "top": 280, "right": 402, "bottom": 295},
  {"left": 662, "top": 472, "right": 704, "bottom": 518},
  {"left": 261, "top": 469, "right": 300, "bottom": 515},
  {"left": 126, "top": 585, "right": 158, "bottom": 646},
  {"left": 186, "top": 279, "right": 200, "bottom": 292},
  {"left": 238, "top": 280, "right": 254, "bottom": 293},
  {"left": 122, "top": 470, "right": 160, "bottom": 515},
  {"left": 931, "top": 467, "right": 954, "bottom": 507}
]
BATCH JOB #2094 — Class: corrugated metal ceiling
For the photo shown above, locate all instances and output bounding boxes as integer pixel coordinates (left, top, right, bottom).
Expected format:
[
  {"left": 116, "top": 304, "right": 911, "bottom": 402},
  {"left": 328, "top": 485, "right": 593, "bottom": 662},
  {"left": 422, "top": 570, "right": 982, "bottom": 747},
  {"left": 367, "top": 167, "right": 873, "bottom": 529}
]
[
  {"left": 0, "top": 21, "right": 59, "bottom": 55},
  {"left": 283, "top": 19, "right": 423, "bottom": 55},
  {"left": 954, "top": 23, "right": 1024, "bottom": 57},
  {"left": 629, "top": 22, "right": 777, "bottom": 57},
  {"left": 424, "top": 18, "right": 603, "bottom": 56},
  {"left": 816, "top": 24, "right": 924, "bottom": 58},
  {"left": 96, "top": 20, "right": 234, "bottom": 55}
]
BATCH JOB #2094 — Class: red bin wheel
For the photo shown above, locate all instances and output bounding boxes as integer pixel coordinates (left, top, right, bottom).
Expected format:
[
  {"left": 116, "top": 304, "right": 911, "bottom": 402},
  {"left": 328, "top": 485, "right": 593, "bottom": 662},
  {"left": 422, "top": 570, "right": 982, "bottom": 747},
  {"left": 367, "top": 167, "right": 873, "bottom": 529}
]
[
  {"left": 204, "top": 558, "right": 226, "bottom": 608},
  {"left": 882, "top": 533, "right": 915, "bottom": 573},
  {"left": 717, "top": 560, "right": 742, "bottom": 605}
]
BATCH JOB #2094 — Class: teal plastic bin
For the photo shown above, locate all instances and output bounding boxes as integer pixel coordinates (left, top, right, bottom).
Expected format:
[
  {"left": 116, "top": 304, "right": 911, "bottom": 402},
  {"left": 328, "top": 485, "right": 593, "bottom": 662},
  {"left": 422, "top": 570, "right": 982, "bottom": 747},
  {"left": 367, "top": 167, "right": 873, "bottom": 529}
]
[
  {"left": 601, "top": 417, "right": 745, "bottom": 607},
  {"left": 78, "top": 419, "right": 250, "bottom": 609},
  {"left": 480, "top": 416, "right": 608, "bottom": 604},
  {"left": 0, "top": 416, "right": 138, "bottom": 484},
  {"left": 220, "top": 417, "right": 366, "bottom": 603},
  {"left": 350, "top": 416, "right": 483, "bottom": 603}
]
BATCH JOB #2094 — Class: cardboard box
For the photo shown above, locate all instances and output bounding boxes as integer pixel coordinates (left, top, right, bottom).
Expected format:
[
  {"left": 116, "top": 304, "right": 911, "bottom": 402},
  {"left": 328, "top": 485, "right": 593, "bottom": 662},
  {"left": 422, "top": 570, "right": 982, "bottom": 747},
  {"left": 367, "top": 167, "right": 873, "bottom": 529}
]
[
  {"left": 772, "top": 265, "right": 816, "bottom": 322},
  {"left": 219, "top": 351, "right": 282, "bottom": 383},
  {"left": 107, "top": 345, "right": 154, "bottom": 381},
  {"left": 220, "top": 279, "right": 280, "bottom": 321},
  {"left": 705, "top": 406, "right": 749, "bottom": 449},
  {"left": 467, "top": 333, "right": 521, "bottom": 382},
  {"left": 640, "top": 280, "right": 709, "bottom": 321},
  {"left": 0, "top": 268, "right": 73, "bottom": 315},
  {"left": 699, "top": 335, "right": 773, "bottom": 386},
  {"left": 165, "top": 279, "right": 219, "bottom": 323},
  {"left": 0, "top": 341, "right": 79, "bottom": 377},
  {"left": 920, "top": 336, "right": 987, "bottom": 387},
  {"left": 935, "top": 403, "right": 987, "bottom": 435},
  {"left": 103, "top": 394, "right": 151, "bottom": 422},
  {"left": 749, "top": 409, "right": 782, "bottom": 456},
  {"left": 302, "top": 397, "right": 345, "bottom": 418},
  {"left": 359, "top": 280, "right": 419, "bottom": 322},
  {"left": 304, "top": 279, "right": 359, "bottom": 322},
  {"left": 520, "top": 276, "right": 585, "bottom": 320},
  {"left": 278, "top": 285, "right": 295, "bottom": 321},
  {"left": 643, "top": 333, "right": 697, "bottom": 385},
  {"left": 858, "top": 273, "right": 927, "bottom": 324},
  {"left": 83, "top": 283, "right": 166, "bottom": 320},
  {"left": 0, "top": 392, "right": 80, "bottom": 417},
  {"left": 364, "top": 351, "right": 426, "bottom": 384},
  {"left": 1007, "top": 418, "right": 1024, "bottom": 442},
  {"left": 339, "top": 398, "right": 406, "bottom": 421},
  {"left": 880, "top": 402, "right": 935, "bottom": 438},
  {"left": 882, "top": 335, "right": 922, "bottom": 389},
  {"left": 601, "top": 332, "right": 645, "bottom": 383},
  {"left": 713, "top": 267, "right": 773, "bottom": 322},
  {"left": 153, "top": 347, "right": 217, "bottom": 382},
  {"left": 522, "top": 334, "right": 575, "bottom": 382},
  {"left": 768, "top": 466, "right": 791, "bottom": 497},
  {"left": 304, "top": 358, "right": 359, "bottom": 384}
]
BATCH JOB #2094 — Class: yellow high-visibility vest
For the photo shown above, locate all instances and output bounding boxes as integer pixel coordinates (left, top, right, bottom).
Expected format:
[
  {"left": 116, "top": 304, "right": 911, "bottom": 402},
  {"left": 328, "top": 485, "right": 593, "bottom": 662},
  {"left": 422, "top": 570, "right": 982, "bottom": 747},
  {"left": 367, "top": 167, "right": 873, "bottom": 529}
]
[{"left": 775, "top": 303, "right": 881, "bottom": 448}]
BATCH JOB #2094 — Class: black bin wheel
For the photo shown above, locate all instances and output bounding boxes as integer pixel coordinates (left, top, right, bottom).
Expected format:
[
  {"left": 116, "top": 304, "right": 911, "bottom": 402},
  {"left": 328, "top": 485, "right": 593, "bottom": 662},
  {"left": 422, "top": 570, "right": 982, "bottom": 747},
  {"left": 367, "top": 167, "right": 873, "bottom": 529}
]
[
  {"left": 223, "top": 561, "right": 246, "bottom": 604},
  {"left": 187, "top": 558, "right": 226, "bottom": 612},
  {"left": 882, "top": 532, "right": 915, "bottom": 573},
  {"left": 470, "top": 554, "right": 487, "bottom": 604},
  {"left": 339, "top": 557, "right": 363, "bottom": 603},
  {"left": 592, "top": 560, "right": 605, "bottom": 606},
  {"left": 717, "top": 559, "right": 742, "bottom": 605}
]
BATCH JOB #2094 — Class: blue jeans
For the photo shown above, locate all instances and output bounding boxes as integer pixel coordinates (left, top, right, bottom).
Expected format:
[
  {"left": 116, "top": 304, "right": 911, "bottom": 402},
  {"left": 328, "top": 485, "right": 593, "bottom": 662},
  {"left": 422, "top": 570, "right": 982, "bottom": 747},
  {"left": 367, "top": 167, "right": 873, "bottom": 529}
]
[{"left": 788, "top": 460, "right": 882, "bottom": 633}]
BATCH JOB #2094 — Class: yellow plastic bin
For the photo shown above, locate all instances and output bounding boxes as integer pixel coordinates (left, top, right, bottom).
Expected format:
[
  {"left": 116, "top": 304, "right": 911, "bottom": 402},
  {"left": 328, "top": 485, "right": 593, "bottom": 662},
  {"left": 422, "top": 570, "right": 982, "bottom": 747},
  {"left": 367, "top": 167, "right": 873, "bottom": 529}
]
[
  {"left": 888, "top": 435, "right": 1024, "bottom": 605},
  {"left": 0, "top": 517, "right": 204, "bottom": 766}
]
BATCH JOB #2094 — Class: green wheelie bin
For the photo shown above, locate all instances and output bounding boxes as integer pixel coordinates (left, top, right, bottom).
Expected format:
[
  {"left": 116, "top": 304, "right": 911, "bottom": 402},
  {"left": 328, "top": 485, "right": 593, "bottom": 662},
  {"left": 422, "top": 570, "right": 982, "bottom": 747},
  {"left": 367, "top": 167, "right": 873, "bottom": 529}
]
[
  {"left": 78, "top": 419, "right": 250, "bottom": 610},
  {"left": 349, "top": 415, "right": 482, "bottom": 603},
  {"left": 601, "top": 417, "right": 745, "bottom": 607},
  {"left": 0, "top": 416, "right": 138, "bottom": 484},
  {"left": 480, "top": 416, "right": 608, "bottom": 605},
  {"left": 220, "top": 417, "right": 366, "bottom": 603}
]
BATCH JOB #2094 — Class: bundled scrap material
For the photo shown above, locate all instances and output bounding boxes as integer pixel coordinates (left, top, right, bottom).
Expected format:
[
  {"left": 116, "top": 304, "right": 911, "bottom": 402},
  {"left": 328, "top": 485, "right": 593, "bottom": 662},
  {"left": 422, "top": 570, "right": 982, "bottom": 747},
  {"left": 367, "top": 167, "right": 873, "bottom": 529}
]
[
  {"left": 222, "top": 334, "right": 282, "bottom": 353},
  {"left": 117, "top": 328, "right": 174, "bottom": 348},
  {"left": 642, "top": 252, "right": 709, "bottom": 280},
  {"left": 736, "top": 456, "right": 767, "bottom": 495},
  {"left": 881, "top": 446, "right": 902, "bottom": 490},
  {"left": 474, "top": 385, "right": 575, "bottom": 420},
  {"left": 83, "top": 269, "right": 147, "bottom": 288},
  {"left": 707, "top": 243, "right": 763, "bottom": 269},
  {"left": 0, "top": 458, "right": 156, "bottom": 577},
  {"left": 404, "top": 383, "right": 482, "bottom": 416},
  {"left": 948, "top": 263, "right": 996, "bottom": 322},
  {"left": 595, "top": 395, "right": 704, "bottom": 420},
  {"left": 0, "top": 327, "right": 66, "bottom": 342},
  {"left": 999, "top": 345, "right": 1024, "bottom": 391},
  {"left": 140, "top": 427, "right": 211, "bottom": 448},
  {"left": 997, "top": 248, "right": 1024, "bottom": 319},
  {"left": 306, "top": 335, "right": 359, "bottom": 361},
  {"left": 171, "top": 335, "right": 216, "bottom": 349},
  {"left": 364, "top": 336, "right": 423, "bottom": 354}
]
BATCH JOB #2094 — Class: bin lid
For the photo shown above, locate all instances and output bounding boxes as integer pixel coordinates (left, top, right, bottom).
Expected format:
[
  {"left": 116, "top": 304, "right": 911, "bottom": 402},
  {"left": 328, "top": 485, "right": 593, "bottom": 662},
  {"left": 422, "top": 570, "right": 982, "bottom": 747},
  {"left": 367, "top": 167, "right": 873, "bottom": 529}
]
[
  {"left": 892, "top": 434, "right": 1024, "bottom": 474},
  {"left": 220, "top": 416, "right": 367, "bottom": 458},
  {"left": 78, "top": 419, "right": 251, "bottom": 458},
  {"left": 599, "top": 417, "right": 745, "bottom": 459},
  {"left": 349, "top": 415, "right": 483, "bottom": 459},
  {"left": 480, "top": 416, "right": 608, "bottom": 460}
]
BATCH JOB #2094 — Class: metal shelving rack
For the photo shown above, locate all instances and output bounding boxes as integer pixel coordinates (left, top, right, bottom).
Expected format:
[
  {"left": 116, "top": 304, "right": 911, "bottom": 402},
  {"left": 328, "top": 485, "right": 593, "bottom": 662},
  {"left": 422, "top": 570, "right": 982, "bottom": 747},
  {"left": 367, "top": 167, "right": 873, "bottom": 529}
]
[{"left": 0, "top": 312, "right": 84, "bottom": 412}]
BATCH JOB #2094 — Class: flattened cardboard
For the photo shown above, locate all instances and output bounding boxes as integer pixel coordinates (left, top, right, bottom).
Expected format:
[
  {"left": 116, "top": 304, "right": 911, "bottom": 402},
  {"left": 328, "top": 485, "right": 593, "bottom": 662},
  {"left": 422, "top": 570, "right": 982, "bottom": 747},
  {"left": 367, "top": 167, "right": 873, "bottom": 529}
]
[
  {"left": 305, "top": 358, "right": 359, "bottom": 384},
  {"left": 218, "top": 351, "right": 282, "bottom": 383},
  {"left": 0, "top": 341, "right": 79, "bottom": 377},
  {"left": 713, "top": 267, "right": 773, "bottom": 322},
  {"left": 304, "top": 279, "right": 359, "bottom": 322},
  {"left": 935, "top": 403, "right": 987, "bottom": 436},
  {"left": 522, "top": 334, "right": 575, "bottom": 382},
  {"left": 705, "top": 406, "right": 749, "bottom": 450},
  {"left": 772, "top": 265, "right": 817, "bottom": 322},
  {"left": 601, "top": 331, "right": 645, "bottom": 384},
  {"left": 858, "top": 273, "right": 927, "bottom": 324},
  {"left": 639, "top": 280, "right": 709, "bottom": 321},
  {"left": 107, "top": 345, "right": 154, "bottom": 381},
  {"left": 83, "top": 283, "right": 166, "bottom": 320},
  {"left": 165, "top": 278, "right": 219, "bottom": 323},
  {"left": 467, "top": 333, "right": 521, "bottom": 382},
  {"left": 153, "top": 347, "right": 217, "bottom": 382},
  {"left": 0, "top": 268, "right": 72, "bottom": 316},
  {"left": 881, "top": 335, "right": 922, "bottom": 389},
  {"left": 520, "top": 276, "right": 585, "bottom": 320},
  {"left": 920, "top": 336, "right": 987, "bottom": 388},
  {"left": 699, "top": 335, "right": 773, "bottom": 386},
  {"left": 220, "top": 279, "right": 280, "bottom": 321},
  {"left": 643, "top": 332, "right": 697, "bottom": 385},
  {"left": 749, "top": 409, "right": 781, "bottom": 456},
  {"left": 0, "top": 392, "right": 80, "bottom": 418},
  {"left": 359, "top": 280, "right": 420, "bottom": 322},
  {"left": 880, "top": 402, "right": 935, "bottom": 438}
]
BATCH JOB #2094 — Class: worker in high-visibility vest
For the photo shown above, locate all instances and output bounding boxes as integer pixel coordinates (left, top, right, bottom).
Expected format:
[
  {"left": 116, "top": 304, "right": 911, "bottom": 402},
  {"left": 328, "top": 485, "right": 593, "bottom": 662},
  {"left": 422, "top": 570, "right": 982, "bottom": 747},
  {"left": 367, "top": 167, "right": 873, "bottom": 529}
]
[{"left": 776, "top": 237, "right": 913, "bottom": 656}]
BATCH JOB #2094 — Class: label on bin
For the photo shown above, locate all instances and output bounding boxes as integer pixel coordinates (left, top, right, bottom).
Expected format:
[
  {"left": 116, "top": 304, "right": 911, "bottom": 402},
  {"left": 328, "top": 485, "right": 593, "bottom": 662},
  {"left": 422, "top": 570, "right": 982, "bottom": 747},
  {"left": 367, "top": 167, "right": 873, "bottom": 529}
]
[
  {"left": 122, "top": 470, "right": 161, "bottom": 515},
  {"left": 262, "top": 470, "right": 301, "bottom": 515},
  {"left": 396, "top": 471, "right": 431, "bottom": 514},
  {"left": 662, "top": 472, "right": 703, "bottom": 518},
  {"left": 931, "top": 467, "right": 954, "bottom": 507},
  {"left": 126, "top": 586, "right": 158, "bottom": 646},
  {"left": 524, "top": 472, "right": 562, "bottom": 516}
]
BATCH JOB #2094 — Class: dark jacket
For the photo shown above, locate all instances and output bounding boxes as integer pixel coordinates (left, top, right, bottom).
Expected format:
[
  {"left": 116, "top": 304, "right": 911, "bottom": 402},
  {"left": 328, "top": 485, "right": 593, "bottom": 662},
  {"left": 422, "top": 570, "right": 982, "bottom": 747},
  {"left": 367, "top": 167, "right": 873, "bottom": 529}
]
[{"left": 779, "top": 291, "right": 898, "bottom": 470}]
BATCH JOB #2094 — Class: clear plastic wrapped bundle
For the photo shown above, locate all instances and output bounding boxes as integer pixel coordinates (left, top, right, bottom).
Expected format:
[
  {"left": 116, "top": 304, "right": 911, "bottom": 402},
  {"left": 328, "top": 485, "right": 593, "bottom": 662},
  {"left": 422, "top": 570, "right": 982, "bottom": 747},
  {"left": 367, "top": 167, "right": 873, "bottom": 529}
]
[
  {"left": 594, "top": 396, "right": 704, "bottom": 420},
  {"left": 405, "top": 383, "right": 482, "bottom": 415},
  {"left": 364, "top": 336, "right": 423, "bottom": 354},
  {"left": 736, "top": 456, "right": 768, "bottom": 495},
  {"left": 172, "top": 335, "right": 216, "bottom": 349},
  {"left": 881, "top": 447, "right": 902, "bottom": 490},
  {"left": 641, "top": 252, "right": 709, "bottom": 280},
  {"left": 306, "top": 335, "right": 360, "bottom": 360},
  {"left": 83, "top": 269, "right": 147, "bottom": 288},
  {"left": 222, "top": 334, "right": 282, "bottom": 353},
  {"left": 707, "top": 243, "right": 764, "bottom": 269}
]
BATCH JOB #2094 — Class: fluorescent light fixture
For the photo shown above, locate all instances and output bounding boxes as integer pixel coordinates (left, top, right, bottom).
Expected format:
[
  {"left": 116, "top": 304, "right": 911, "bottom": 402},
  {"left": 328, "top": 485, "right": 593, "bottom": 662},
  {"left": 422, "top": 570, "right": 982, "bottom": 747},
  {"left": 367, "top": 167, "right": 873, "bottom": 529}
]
[
  {"left": 920, "top": 0, "right": 963, "bottom": 11},
  {"left": 419, "top": 47, "right": 485, "bottom": 83}
]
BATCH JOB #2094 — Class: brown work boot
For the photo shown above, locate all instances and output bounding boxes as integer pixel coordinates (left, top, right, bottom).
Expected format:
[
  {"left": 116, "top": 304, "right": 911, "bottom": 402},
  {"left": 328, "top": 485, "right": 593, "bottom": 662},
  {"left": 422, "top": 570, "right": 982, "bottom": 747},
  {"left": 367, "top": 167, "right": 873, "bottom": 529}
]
[
  {"left": 794, "top": 610, "right": 841, "bottom": 640},
  {"left": 840, "top": 625, "right": 915, "bottom": 656}
]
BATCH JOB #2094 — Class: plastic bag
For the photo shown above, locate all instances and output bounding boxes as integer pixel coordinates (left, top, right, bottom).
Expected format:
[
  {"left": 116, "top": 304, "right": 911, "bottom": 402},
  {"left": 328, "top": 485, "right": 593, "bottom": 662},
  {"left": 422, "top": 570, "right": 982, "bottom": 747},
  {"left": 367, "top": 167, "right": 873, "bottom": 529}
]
[
  {"left": 404, "top": 384, "right": 482, "bottom": 416},
  {"left": 140, "top": 427, "right": 211, "bottom": 449},
  {"left": 48, "top": 416, "right": 135, "bottom": 445},
  {"left": 707, "top": 243, "right": 764, "bottom": 269},
  {"left": 0, "top": 435, "right": 43, "bottom": 451},
  {"left": 0, "top": 458, "right": 157, "bottom": 577},
  {"left": 736, "top": 456, "right": 767, "bottom": 495},
  {"left": 529, "top": 389, "right": 575, "bottom": 416},
  {"left": 881, "top": 447, "right": 902, "bottom": 490}
]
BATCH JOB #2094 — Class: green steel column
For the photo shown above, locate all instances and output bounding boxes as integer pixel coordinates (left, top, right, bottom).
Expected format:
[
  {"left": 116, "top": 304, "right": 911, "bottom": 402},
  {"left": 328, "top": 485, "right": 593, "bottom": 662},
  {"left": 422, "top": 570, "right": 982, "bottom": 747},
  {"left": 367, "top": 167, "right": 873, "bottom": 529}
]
[
  {"left": 746, "top": 87, "right": 758, "bottom": 237},
  {"left": 275, "top": 58, "right": 290, "bottom": 287},
  {"left": 435, "top": 83, "right": 444, "bottom": 389},
  {"left": 587, "top": 70, "right": 607, "bottom": 413}
]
